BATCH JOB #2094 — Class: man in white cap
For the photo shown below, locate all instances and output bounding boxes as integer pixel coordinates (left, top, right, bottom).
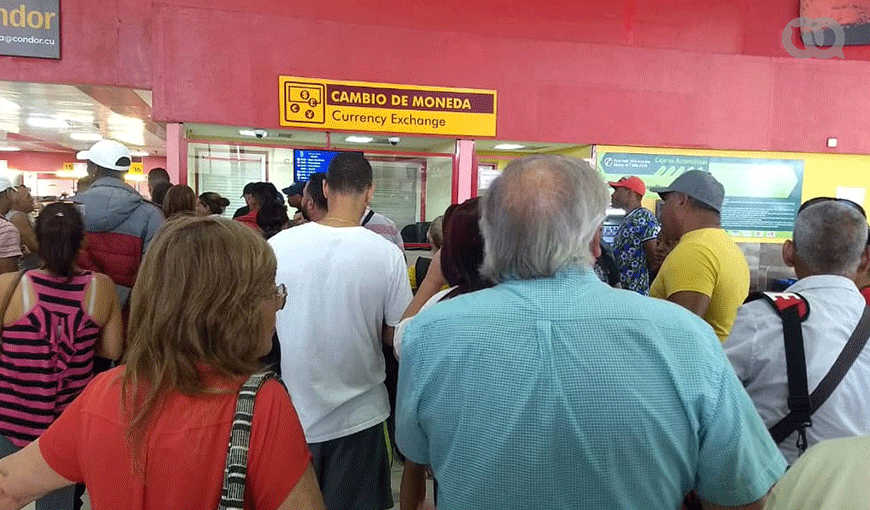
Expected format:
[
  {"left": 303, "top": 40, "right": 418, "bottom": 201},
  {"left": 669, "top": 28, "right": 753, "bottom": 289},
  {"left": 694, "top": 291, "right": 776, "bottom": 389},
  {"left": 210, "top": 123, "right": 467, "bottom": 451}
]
[
  {"left": 74, "top": 140, "right": 163, "bottom": 306},
  {"left": 0, "top": 177, "right": 22, "bottom": 274},
  {"left": 649, "top": 170, "right": 749, "bottom": 341}
]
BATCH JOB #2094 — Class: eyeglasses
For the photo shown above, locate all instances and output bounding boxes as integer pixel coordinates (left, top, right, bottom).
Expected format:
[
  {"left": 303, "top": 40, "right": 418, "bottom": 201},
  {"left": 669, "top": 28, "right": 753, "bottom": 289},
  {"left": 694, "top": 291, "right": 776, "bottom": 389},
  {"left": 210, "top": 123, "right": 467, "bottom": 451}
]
[
  {"left": 798, "top": 197, "right": 866, "bottom": 218},
  {"left": 274, "top": 284, "right": 287, "bottom": 311}
]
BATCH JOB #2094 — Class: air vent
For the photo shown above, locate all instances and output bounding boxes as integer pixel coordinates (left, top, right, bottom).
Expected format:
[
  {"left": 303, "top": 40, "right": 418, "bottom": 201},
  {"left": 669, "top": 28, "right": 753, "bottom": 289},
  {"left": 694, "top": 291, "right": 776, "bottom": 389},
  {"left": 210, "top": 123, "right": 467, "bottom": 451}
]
[{"left": 274, "top": 132, "right": 293, "bottom": 139}]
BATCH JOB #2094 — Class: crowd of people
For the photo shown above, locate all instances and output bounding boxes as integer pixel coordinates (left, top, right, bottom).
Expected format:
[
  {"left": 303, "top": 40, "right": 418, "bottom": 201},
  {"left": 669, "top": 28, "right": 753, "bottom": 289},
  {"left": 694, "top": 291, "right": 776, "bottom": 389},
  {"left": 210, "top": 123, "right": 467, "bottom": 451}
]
[{"left": 0, "top": 139, "right": 864, "bottom": 510}]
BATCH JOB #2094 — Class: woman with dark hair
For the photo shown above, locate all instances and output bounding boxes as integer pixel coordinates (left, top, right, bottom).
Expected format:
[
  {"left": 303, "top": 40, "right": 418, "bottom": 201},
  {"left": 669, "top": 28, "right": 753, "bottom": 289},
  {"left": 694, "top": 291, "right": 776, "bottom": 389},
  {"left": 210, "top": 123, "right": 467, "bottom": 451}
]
[
  {"left": 149, "top": 181, "right": 172, "bottom": 207},
  {"left": 0, "top": 202, "right": 123, "bottom": 510},
  {"left": 162, "top": 185, "right": 197, "bottom": 219},
  {"left": 255, "top": 201, "right": 290, "bottom": 376},
  {"left": 256, "top": 201, "right": 290, "bottom": 239},
  {"left": 196, "top": 191, "right": 231, "bottom": 216},
  {"left": 394, "top": 197, "right": 492, "bottom": 510}
]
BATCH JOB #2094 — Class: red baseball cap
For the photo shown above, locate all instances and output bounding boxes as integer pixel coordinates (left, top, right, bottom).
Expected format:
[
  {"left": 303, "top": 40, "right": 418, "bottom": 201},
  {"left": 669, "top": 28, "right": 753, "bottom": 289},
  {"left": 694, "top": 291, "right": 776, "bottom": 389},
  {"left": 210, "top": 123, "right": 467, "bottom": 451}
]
[{"left": 608, "top": 176, "right": 646, "bottom": 196}]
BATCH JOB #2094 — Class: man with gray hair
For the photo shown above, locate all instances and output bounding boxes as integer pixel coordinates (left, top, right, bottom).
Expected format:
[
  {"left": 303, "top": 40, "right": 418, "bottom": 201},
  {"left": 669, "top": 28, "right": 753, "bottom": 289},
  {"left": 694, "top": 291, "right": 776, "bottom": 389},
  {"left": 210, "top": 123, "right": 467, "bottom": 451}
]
[
  {"left": 725, "top": 198, "right": 870, "bottom": 465},
  {"left": 395, "top": 155, "right": 785, "bottom": 510}
]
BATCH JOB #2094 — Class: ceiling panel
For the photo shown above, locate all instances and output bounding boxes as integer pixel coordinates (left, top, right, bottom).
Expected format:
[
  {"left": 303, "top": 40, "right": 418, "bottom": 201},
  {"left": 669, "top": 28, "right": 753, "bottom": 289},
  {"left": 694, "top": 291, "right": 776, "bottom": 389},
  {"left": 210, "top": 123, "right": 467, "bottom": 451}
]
[{"left": 0, "top": 81, "right": 165, "bottom": 156}]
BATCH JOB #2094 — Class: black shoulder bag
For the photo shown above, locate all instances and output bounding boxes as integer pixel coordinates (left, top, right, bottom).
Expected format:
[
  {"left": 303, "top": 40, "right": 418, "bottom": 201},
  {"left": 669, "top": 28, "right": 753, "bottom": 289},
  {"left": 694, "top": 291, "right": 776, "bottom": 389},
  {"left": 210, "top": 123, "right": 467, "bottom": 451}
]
[{"left": 745, "top": 291, "right": 870, "bottom": 455}]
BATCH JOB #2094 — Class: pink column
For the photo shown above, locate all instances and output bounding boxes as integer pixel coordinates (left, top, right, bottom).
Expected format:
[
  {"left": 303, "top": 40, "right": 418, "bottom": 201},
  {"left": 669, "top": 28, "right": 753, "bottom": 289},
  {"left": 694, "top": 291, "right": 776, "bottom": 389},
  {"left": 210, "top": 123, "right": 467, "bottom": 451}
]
[
  {"left": 165, "top": 123, "right": 188, "bottom": 185},
  {"left": 454, "top": 139, "right": 475, "bottom": 203}
]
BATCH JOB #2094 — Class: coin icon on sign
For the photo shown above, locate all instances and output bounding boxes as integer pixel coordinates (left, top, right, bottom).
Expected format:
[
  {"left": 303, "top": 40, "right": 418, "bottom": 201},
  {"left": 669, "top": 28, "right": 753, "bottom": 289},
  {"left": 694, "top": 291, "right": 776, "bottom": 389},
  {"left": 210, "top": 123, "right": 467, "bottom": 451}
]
[
  {"left": 283, "top": 82, "right": 326, "bottom": 124},
  {"left": 603, "top": 157, "right": 613, "bottom": 168}
]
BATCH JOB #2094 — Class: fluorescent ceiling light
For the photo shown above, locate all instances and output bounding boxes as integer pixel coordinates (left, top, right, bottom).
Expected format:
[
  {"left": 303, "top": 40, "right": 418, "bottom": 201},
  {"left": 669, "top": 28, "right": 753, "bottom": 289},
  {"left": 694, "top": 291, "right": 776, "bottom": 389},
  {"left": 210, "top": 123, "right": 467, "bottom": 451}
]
[
  {"left": 239, "top": 129, "right": 257, "bottom": 136},
  {"left": 129, "top": 150, "right": 149, "bottom": 157},
  {"left": 345, "top": 136, "right": 374, "bottom": 143},
  {"left": 57, "top": 111, "right": 95, "bottom": 124},
  {"left": 70, "top": 132, "right": 103, "bottom": 142},
  {"left": 27, "top": 117, "right": 70, "bottom": 129},
  {"left": 114, "top": 131, "right": 145, "bottom": 147},
  {"left": 55, "top": 168, "right": 89, "bottom": 178},
  {"left": 0, "top": 97, "right": 20, "bottom": 112},
  {"left": 0, "top": 146, "right": 21, "bottom": 152},
  {"left": 492, "top": 143, "right": 525, "bottom": 150}
]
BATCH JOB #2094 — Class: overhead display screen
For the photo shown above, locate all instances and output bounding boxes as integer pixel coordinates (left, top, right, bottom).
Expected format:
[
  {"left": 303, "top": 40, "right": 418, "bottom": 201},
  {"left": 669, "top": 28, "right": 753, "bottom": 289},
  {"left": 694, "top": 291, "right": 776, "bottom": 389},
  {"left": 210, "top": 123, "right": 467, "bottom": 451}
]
[{"left": 293, "top": 149, "right": 362, "bottom": 182}]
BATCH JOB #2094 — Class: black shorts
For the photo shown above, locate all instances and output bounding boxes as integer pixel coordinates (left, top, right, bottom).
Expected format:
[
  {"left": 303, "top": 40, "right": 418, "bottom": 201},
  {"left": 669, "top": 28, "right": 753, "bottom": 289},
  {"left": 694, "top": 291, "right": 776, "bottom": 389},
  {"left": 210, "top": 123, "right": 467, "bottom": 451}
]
[{"left": 309, "top": 421, "right": 393, "bottom": 510}]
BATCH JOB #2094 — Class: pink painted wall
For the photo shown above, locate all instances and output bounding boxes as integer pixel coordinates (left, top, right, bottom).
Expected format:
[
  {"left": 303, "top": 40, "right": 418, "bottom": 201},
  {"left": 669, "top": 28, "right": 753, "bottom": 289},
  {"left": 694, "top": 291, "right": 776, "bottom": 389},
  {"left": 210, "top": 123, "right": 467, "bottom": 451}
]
[
  {"left": 143, "top": 156, "right": 167, "bottom": 174},
  {"left": 2, "top": 151, "right": 73, "bottom": 172}
]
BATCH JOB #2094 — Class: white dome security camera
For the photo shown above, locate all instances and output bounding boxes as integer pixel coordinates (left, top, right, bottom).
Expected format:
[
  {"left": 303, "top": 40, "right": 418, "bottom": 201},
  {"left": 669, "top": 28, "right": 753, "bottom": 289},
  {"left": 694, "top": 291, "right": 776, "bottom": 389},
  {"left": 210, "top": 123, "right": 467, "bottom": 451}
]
[{"left": 388, "top": 137, "right": 400, "bottom": 146}]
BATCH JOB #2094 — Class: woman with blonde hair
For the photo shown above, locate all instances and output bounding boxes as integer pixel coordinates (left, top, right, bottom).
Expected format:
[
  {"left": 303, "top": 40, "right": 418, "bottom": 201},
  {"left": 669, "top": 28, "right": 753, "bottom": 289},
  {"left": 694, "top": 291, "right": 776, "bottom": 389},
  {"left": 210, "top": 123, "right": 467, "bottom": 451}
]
[{"left": 0, "top": 216, "right": 324, "bottom": 510}]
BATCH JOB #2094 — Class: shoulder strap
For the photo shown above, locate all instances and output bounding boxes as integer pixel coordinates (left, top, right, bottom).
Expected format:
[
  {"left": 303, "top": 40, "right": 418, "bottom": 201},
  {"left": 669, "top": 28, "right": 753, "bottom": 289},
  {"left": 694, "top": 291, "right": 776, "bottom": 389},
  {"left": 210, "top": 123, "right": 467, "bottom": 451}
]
[
  {"left": 768, "top": 305, "right": 870, "bottom": 449},
  {"left": 415, "top": 257, "right": 432, "bottom": 284},
  {"left": 361, "top": 209, "right": 375, "bottom": 226},
  {"left": 0, "top": 270, "right": 25, "bottom": 330},
  {"left": 745, "top": 292, "right": 812, "bottom": 451},
  {"left": 218, "top": 371, "right": 280, "bottom": 510},
  {"left": 744, "top": 291, "right": 810, "bottom": 320}
]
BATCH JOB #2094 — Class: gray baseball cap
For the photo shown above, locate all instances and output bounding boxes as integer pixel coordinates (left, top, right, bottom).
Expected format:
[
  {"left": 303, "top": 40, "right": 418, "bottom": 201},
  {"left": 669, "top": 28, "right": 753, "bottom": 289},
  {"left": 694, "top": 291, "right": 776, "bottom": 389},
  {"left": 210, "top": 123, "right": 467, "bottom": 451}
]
[{"left": 649, "top": 170, "right": 725, "bottom": 212}]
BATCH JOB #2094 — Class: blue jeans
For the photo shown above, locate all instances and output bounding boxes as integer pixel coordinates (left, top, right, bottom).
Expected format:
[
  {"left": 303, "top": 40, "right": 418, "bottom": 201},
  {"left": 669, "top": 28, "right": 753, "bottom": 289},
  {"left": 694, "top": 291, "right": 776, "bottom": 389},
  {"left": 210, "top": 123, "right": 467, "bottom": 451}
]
[{"left": 0, "top": 434, "right": 76, "bottom": 510}]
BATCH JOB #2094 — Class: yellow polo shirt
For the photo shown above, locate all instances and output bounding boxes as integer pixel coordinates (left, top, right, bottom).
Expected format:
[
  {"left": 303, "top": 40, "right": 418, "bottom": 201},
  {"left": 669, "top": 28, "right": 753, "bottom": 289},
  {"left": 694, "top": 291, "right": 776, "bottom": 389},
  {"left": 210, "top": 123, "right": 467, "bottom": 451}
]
[{"left": 649, "top": 228, "right": 749, "bottom": 341}]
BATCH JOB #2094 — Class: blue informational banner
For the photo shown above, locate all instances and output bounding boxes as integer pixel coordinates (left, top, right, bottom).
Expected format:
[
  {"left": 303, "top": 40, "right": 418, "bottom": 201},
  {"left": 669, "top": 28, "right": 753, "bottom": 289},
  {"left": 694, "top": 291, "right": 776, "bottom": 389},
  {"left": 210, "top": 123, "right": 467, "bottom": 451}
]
[
  {"left": 598, "top": 151, "right": 805, "bottom": 241},
  {"left": 293, "top": 149, "right": 363, "bottom": 182}
]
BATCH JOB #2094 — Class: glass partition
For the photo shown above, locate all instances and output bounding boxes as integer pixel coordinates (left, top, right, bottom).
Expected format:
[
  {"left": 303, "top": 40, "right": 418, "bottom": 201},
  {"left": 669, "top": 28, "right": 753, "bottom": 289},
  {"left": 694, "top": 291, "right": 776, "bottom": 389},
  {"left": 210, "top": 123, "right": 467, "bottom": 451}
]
[{"left": 186, "top": 140, "right": 456, "bottom": 234}]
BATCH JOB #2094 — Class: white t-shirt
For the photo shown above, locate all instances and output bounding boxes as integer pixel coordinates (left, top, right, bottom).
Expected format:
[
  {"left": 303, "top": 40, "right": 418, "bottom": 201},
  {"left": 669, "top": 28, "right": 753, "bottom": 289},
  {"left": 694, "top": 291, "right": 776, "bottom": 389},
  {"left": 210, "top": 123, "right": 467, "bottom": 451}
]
[
  {"left": 269, "top": 222, "right": 412, "bottom": 443},
  {"left": 0, "top": 218, "right": 21, "bottom": 259},
  {"left": 393, "top": 286, "right": 454, "bottom": 359},
  {"left": 724, "top": 275, "right": 870, "bottom": 464},
  {"left": 360, "top": 208, "right": 405, "bottom": 252}
]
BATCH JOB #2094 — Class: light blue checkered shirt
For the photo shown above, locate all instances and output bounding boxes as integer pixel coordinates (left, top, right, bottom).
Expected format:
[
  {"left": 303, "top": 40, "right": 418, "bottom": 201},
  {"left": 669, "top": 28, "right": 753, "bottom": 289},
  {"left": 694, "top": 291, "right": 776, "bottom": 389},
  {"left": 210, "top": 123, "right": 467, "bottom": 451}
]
[{"left": 396, "top": 268, "right": 786, "bottom": 510}]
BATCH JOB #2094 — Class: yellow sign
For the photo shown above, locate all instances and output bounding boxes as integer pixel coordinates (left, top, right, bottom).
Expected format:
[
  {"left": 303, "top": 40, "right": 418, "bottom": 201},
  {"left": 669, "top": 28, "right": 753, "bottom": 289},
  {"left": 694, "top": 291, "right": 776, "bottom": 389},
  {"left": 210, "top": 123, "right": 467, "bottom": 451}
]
[
  {"left": 279, "top": 77, "right": 497, "bottom": 137},
  {"left": 128, "top": 162, "right": 144, "bottom": 175}
]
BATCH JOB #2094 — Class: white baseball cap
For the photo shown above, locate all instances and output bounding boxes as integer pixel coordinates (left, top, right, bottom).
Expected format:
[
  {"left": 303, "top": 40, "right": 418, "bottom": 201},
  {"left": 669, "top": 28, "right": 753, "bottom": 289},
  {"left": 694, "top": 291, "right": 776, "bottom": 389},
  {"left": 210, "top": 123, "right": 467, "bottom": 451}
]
[{"left": 76, "top": 140, "right": 132, "bottom": 171}]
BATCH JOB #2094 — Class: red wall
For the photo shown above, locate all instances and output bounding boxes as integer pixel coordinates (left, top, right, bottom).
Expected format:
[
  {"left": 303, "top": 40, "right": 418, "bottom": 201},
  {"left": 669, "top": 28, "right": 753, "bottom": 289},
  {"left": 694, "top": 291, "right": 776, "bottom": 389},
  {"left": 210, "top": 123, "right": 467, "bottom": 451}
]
[
  {"left": 2, "top": 151, "right": 166, "bottom": 177},
  {"left": 2, "top": 151, "right": 73, "bottom": 173},
  {"left": 143, "top": 156, "right": 167, "bottom": 173},
  {"left": 0, "top": 0, "right": 153, "bottom": 89},
  {"left": 3, "top": 1, "right": 870, "bottom": 153}
]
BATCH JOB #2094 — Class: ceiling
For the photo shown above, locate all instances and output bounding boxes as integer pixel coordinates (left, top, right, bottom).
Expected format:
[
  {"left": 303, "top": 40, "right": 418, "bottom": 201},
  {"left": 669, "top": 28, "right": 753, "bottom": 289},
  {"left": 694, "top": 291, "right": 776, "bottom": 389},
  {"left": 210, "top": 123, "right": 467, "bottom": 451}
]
[{"left": 0, "top": 81, "right": 165, "bottom": 156}]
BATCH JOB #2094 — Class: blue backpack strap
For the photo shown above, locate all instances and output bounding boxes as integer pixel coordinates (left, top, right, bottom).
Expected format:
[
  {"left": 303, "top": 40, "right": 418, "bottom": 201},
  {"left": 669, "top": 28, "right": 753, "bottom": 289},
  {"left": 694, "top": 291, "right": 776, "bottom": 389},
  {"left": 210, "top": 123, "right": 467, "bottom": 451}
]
[{"left": 745, "top": 291, "right": 812, "bottom": 452}]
